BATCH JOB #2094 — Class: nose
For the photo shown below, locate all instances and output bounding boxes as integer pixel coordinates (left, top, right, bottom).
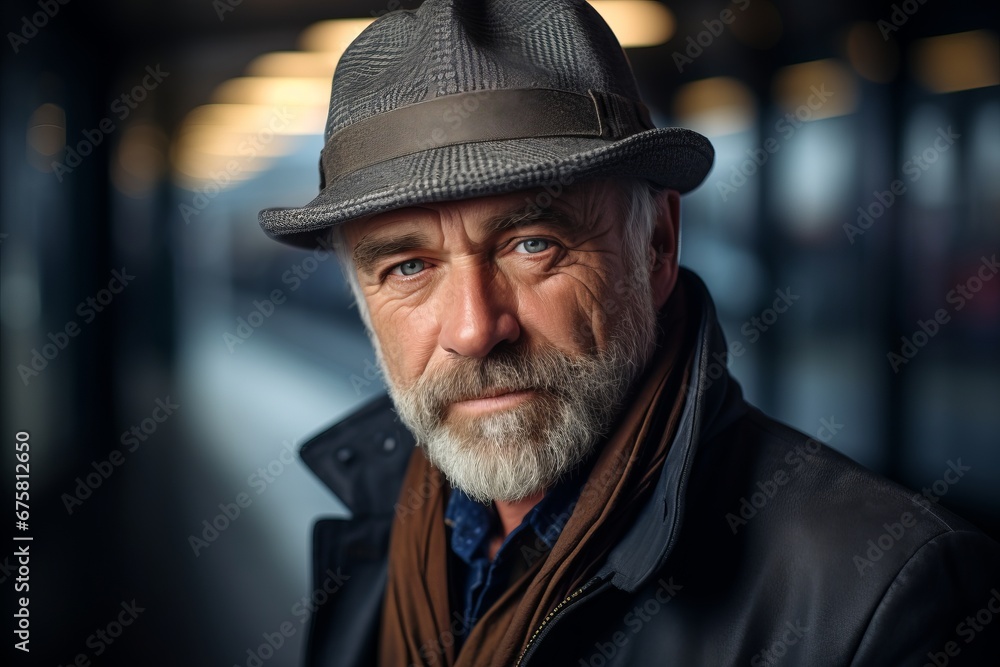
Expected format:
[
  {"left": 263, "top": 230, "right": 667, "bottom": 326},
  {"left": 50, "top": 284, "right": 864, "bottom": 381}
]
[{"left": 438, "top": 263, "right": 520, "bottom": 358}]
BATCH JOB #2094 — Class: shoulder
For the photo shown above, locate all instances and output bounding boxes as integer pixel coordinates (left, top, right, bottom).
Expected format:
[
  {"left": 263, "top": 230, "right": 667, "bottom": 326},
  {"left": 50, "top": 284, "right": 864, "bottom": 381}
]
[
  {"left": 698, "top": 405, "right": 984, "bottom": 548},
  {"left": 674, "top": 404, "right": 1000, "bottom": 661}
]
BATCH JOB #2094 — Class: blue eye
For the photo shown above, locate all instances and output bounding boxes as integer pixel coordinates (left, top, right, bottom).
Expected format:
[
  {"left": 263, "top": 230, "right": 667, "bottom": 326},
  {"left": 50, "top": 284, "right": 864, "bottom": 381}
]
[
  {"left": 392, "top": 259, "right": 425, "bottom": 276},
  {"left": 516, "top": 239, "right": 551, "bottom": 254}
]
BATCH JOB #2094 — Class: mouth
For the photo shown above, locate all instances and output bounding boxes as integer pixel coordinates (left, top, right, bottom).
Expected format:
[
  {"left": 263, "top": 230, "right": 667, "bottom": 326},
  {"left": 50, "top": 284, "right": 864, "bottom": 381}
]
[{"left": 448, "top": 388, "right": 536, "bottom": 415}]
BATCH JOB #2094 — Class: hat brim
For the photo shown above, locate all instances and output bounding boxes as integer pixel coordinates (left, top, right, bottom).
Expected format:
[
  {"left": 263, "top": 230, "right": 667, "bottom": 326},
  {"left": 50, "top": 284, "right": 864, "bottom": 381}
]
[{"left": 258, "top": 127, "right": 713, "bottom": 248}]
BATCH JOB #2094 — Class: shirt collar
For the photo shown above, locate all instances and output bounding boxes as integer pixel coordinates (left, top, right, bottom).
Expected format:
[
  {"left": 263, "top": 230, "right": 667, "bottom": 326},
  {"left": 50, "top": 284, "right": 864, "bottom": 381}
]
[{"left": 445, "top": 464, "right": 588, "bottom": 564}]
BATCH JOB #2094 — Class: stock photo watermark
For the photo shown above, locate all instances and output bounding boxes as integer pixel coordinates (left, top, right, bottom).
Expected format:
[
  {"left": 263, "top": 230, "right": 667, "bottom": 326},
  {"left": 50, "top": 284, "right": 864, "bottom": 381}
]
[
  {"left": 53, "top": 600, "right": 144, "bottom": 666},
  {"left": 922, "top": 588, "right": 1000, "bottom": 667},
  {"left": 877, "top": 0, "right": 933, "bottom": 41},
  {"left": 578, "top": 577, "right": 683, "bottom": 667},
  {"left": 222, "top": 234, "right": 340, "bottom": 352},
  {"left": 179, "top": 107, "right": 293, "bottom": 224},
  {"left": 50, "top": 65, "right": 170, "bottom": 181},
  {"left": 7, "top": 0, "right": 71, "bottom": 54},
  {"left": 750, "top": 620, "right": 810, "bottom": 667},
  {"left": 407, "top": 612, "right": 474, "bottom": 667},
  {"left": 15, "top": 267, "right": 135, "bottom": 386},
  {"left": 671, "top": 0, "right": 752, "bottom": 73},
  {"left": 716, "top": 85, "right": 835, "bottom": 201},
  {"left": 213, "top": 0, "right": 245, "bottom": 21},
  {"left": 12, "top": 544, "right": 30, "bottom": 652},
  {"left": 187, "top": 439, "right": 298, "bottom": 556},
  {"left": 724, "top": 416, "right": 844, "bottom": 534},
  {"left": 0, "top": 553, "right": 18, "bottom": 585},
  {"left": 886, "top": 254, "right": 998, "bottom": 373},
  {"left": 700, "top": 287, "right": 801, "bottom": 394},
  {"left": 853, "top": 459, "right": 970, "bottom": 576},
  {"left": 844, "top": 126, "right": 959, "bottom": 244},
  {"left": 350, "top": 357, "right": 384, "bottom": 395},
  {"left": 61, "top": 396, "right": 179, "bottom": 514},
  {"left": 233, "top": 566, "right": 350, "bottom": 667}
]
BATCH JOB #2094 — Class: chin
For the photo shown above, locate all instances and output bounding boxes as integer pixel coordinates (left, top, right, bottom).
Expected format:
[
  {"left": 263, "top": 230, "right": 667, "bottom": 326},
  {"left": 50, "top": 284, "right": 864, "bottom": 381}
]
[{"left": 423, "top": 398, "right": 597, "bottom": 504}]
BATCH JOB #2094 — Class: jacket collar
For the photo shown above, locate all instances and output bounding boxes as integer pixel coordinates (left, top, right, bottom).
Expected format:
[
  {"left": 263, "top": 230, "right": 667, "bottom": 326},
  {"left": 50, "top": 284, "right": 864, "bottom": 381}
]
[
  {"left": 299, "top": 392, "right": 416, "bottom": 517},
  {"left": 596, "top": 268, "right": 746, "bottom": 592}
]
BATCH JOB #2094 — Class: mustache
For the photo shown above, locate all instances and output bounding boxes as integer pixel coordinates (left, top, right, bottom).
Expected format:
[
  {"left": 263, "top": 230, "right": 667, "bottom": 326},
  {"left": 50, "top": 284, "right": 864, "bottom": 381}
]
[{"left": 411, "top": 344, "right": 585, "bottom": 410}]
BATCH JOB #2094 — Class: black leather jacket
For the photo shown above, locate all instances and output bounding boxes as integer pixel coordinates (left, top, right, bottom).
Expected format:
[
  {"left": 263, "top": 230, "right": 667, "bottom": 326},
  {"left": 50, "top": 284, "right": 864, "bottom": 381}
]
[{"left": 299, "top": 271, "right": 1000, "bottom": 666}]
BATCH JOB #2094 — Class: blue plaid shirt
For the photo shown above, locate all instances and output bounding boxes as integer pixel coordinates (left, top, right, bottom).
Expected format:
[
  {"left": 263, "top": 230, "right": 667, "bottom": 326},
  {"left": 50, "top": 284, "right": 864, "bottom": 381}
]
[{"left": 444, "top": 468, "right": 587, "bottom": 649}]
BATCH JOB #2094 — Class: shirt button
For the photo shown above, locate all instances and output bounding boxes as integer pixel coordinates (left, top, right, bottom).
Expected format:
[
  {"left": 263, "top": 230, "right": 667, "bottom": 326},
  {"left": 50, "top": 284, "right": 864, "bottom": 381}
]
[{"left": 336, "top": 447, "right": 354, "bottom": 464}]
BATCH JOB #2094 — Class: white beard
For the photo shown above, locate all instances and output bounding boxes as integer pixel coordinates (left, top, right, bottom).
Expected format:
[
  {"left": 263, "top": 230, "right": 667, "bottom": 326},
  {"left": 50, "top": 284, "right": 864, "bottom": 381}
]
[{"left": 379, "top": 275, "right": 658, "bottom": 503}]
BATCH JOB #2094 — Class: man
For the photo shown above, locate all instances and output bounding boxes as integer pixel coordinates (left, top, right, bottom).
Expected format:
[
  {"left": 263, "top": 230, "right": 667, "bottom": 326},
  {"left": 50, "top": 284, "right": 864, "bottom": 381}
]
[{"left": 259, "top": 1, "right": 1000, "bottom": 665}]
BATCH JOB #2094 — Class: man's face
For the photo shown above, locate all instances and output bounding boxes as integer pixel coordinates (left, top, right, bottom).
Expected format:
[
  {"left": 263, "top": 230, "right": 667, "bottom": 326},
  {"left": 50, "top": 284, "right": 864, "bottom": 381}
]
[{"left": 341, "top": 180, "right": 668, "bottom": 502}]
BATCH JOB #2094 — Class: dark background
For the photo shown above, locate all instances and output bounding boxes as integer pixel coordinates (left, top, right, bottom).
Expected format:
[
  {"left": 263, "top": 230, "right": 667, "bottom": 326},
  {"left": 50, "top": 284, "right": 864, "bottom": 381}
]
[{"left": 1, "top": 0, "right": 998, "bottom": 665}]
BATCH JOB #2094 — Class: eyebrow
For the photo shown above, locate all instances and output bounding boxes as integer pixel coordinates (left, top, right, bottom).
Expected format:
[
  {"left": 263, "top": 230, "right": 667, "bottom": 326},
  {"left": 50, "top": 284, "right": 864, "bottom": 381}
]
[
  {"left": 353, "top": 231, "right": 431, "bottom": 276},
  {"left": 481, "top": 205, "right": 582, "bottom": 238}
]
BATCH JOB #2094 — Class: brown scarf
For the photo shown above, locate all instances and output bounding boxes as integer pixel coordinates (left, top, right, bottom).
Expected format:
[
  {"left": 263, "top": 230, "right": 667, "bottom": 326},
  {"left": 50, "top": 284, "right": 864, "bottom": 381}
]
[{"left": 379, "top": 284, "right": 693, "bottom": 667}]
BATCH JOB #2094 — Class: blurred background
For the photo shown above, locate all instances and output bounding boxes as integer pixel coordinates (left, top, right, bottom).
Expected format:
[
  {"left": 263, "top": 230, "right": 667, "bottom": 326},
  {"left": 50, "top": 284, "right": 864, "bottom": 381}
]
[{"left": 1, "top": 0, "right": 997, "bottom": 664}]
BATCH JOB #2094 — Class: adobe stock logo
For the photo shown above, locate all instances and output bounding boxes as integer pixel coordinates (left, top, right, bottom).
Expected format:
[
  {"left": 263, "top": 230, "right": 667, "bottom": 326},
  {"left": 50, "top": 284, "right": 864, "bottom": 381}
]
[
  {"left": 750, "top": 620, "right": 810, "bottom": 666},
  {"left": 724, "top": 417, "right": 844, "bottom": 535},
  {"left": 844, "top": 126, "right": 959, "bottom": 244},
  {"left": 16, "top": 267, "right": 135, "bottom": 386},
  {"left": 853, "top": 459, "right": 970, "bottom": 576},
  {"left": 179, "top": 107, "right": 293, "bottom": 223},
  {"left": 51, "top": 65, "right": 170, "bottom": 182},
  {"left": 6, "top": 0, "right": 71, "bottom": 54},
  {"left": 887, "top": 255, "right": 998, "bottom": 373},
  {"left": 670, "top": 0, "right": 751, "bottom": 73},
  {"left": 188, "top": 440, "right": 298, "bottom": 556},
  {"left": 62, "top": 396, "right": 179, "bottom": 514},
  {"left": 578, "top": 578, "right": 683, "bottom": 667},
  {"left": 877, "top": 0, "right": 932, "bottom": 41},
  {"left": 717, "top": 87, "right": 835, "bottom": 201},
  {"left": 922, "top": 588, "right": 1000, "bottom": 667},
  {"left": 233, "top": 567, "right": 350, "bottom": 667}
]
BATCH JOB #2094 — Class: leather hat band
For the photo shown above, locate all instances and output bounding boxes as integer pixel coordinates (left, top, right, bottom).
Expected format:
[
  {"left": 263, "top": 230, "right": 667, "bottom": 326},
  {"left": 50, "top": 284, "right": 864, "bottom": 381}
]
[{"left": 320, "top": 88, "right": 654, "bottom": 184}]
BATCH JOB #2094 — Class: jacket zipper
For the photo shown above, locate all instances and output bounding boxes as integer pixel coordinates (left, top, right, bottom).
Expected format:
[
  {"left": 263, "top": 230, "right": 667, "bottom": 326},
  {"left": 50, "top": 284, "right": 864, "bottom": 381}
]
[{"left": 514, "top": 576, "right": 605, "bottom": 667}]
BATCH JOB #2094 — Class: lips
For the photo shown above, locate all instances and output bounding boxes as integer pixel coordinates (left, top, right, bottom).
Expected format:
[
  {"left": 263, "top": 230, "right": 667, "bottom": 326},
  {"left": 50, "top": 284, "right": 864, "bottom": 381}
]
[
  {"left": 456, "top": 387, "right": 522, "bottom": 402},
  {"left": 447, "top": 388, "right": 536, "bottom": 414}
]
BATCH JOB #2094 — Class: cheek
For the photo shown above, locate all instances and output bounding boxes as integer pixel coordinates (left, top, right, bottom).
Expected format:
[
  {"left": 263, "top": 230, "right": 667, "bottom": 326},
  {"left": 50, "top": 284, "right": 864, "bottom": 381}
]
[
  {"left": 368, "top": 300, "right": 438, "bottom": 386},
  {"left": 529, "top": 255, "right": 639, "bottom": 353},
  {"left": 515, "top": 278, "right": 611, "bottom": 353}
]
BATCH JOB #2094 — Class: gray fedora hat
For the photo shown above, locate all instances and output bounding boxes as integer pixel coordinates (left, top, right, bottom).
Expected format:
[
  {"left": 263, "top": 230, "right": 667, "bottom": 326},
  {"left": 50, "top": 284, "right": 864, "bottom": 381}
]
[{"left": 259, "top": 0, "right": 714, "bottom": 248}]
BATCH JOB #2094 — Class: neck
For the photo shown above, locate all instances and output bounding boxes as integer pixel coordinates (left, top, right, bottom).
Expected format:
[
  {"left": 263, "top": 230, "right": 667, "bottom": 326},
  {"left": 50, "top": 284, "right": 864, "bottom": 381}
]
[{"left": 487, "top": 489, "right": 545, "bottom": 559}]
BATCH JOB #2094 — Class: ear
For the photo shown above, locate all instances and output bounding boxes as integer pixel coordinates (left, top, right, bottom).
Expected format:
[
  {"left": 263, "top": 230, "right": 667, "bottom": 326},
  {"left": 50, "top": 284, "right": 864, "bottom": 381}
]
[{"left": 649, "top": 188, "right": 681, "bottom": 309}]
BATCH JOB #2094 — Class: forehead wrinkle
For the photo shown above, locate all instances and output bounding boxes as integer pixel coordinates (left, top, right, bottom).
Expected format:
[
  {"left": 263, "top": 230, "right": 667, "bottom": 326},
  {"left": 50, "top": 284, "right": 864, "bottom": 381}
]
[
  {"left": 480, "top": 204, "right": 586, "bottom": 241},
  {"left": 353, "top": 230, "right": 431, "bottom": 275},
  {"left": 516, "top": 181, "right": 623, "bottom": 240}
]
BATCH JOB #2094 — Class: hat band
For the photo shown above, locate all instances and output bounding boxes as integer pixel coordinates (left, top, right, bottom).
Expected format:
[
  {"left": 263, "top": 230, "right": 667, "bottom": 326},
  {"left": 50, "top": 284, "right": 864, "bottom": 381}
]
[{"left": 319, "top": 88, "right": 653, "bottom": 185}]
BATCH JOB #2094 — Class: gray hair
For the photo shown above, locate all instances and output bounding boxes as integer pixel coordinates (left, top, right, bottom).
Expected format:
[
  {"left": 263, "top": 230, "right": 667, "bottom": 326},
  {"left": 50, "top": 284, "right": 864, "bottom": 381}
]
[{"left": 328, "top": 179, "right": 660, "bottom": 330}]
